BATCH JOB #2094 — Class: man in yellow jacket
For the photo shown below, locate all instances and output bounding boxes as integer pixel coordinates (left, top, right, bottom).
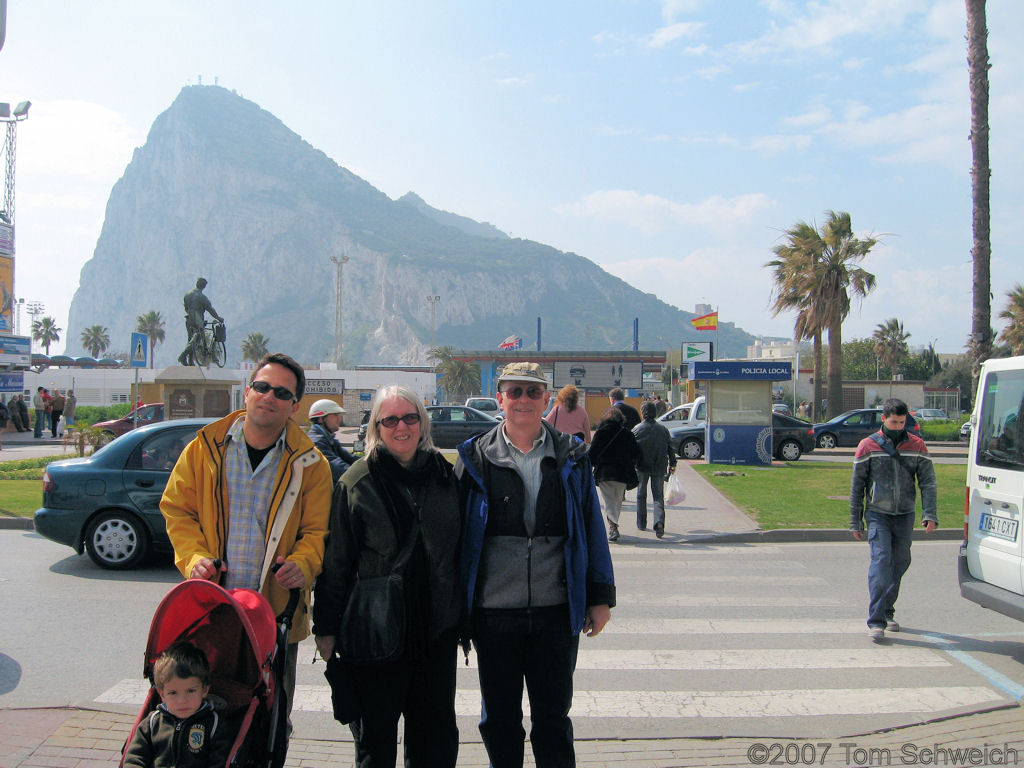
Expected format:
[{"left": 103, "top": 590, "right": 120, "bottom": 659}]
[{"left": 161, "top": 352, "right": 332, "bottom": 713}]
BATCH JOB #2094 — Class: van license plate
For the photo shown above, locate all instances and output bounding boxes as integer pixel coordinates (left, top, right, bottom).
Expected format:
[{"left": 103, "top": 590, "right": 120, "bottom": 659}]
[{"left": 980, "top": 513, "right": 1019, "bottom": 542}]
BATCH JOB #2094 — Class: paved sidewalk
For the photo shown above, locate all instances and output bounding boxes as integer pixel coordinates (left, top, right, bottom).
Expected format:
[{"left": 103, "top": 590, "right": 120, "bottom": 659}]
[{"left": 2, "top": 703, "right": 1021, "bottom": 767}]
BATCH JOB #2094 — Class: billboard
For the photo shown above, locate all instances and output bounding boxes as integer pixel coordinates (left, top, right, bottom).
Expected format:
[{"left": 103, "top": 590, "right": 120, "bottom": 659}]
[
  {"left": 552, "top": 361, "right": 643, "bottom": 390},
  {"left": 0, "top": 332, "right": 29, "bottom": 366},
  {"left": 0, "top": 255, "right": 13, "bottom": 332},
  {"left": 0, "top": 224, "right": 12, "bottom": 256}
]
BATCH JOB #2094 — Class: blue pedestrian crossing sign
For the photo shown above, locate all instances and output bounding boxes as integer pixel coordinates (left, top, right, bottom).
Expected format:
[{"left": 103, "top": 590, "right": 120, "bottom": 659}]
[{"left": 130, "top": 332, "right": 148, "bottom": 368}]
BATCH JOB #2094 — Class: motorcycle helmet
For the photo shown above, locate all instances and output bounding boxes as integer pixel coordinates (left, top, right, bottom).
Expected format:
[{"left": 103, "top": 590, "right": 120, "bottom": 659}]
[{"left": 308, "top": 399, "right": 346, "bottom": 420}]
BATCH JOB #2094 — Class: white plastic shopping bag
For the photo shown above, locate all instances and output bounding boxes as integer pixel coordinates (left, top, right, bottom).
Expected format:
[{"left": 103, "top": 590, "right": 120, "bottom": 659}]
[{"left": 666, "top": 472, "right": 685, "bottom": 505}]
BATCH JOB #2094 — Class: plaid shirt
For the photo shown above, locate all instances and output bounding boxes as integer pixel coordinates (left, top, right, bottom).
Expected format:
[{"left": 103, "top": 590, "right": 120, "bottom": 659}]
[{"left": 222, "top": 416, "right": 286, "bottom": 590}]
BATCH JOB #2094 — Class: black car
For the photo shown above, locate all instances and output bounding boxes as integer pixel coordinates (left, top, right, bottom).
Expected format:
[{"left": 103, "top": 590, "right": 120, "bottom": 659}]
[
  {"left": 426, "top": 405, "right": 501, "bottom": 448},
  {"left": 34, "top": 418, "right": 212, "bottom": 569},
  {"left": 669, "top": 413, "right": 816, "bottom": 461},
  {"left": 812, "top": 408, "right": 920, "bottom": 449}
]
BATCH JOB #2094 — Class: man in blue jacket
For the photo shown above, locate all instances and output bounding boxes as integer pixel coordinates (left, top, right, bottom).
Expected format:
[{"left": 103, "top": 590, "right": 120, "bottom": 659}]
[{"left": 457, "top": 361, "right": 615, "bottom": 768}]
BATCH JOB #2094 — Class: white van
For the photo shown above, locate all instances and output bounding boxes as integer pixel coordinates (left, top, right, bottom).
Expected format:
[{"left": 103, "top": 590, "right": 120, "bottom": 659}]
[{"left": 958, "top": 354, "right": 1024, "bottom": 621}]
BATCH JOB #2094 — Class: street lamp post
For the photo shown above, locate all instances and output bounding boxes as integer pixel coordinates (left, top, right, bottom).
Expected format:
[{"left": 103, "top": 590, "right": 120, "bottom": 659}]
[
  {"left": 25, "top": 300, "right": 43, "bottom": 351},
  {"left": 330, "top": 252, "right": 349, "bottom": 366},
  {"left": 426, "top": 295, "right": 440, "bottom": 350}
]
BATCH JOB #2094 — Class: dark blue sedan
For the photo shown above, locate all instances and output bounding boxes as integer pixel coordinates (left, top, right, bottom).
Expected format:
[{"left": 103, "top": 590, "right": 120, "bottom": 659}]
[
  {"left": 34, "top": 418, "right": 212, "bottom": 569},
  {"left": 812, "top": 408, "right": 920, "bottom": 449}
]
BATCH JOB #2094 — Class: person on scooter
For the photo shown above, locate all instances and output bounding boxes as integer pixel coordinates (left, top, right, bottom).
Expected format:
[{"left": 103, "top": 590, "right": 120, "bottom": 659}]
[{"left": 308, "top": 399, "right": 358, "bottom": 484}]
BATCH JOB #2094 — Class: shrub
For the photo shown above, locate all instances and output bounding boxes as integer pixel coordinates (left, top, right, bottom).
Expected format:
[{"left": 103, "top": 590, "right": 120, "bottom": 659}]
[{"left": 918, "top": 420, "right": 961, "bottom": 441}]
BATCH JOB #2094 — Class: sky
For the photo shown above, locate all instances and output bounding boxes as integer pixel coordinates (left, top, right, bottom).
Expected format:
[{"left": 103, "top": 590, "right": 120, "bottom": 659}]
[{"left": 0, "top": 0, "right": 1021, "bottom": 356}]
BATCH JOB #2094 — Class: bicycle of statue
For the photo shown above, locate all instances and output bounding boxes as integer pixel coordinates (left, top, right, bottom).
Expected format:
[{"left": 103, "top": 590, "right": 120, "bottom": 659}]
[{"left": 187, "top": 319, "right": 227, "bottom": 368}]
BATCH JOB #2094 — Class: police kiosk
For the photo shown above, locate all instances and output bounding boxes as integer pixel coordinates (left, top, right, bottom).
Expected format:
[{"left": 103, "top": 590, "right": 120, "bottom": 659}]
[{"left": 688, "top": 360, "right": 793, "bottom": 465}]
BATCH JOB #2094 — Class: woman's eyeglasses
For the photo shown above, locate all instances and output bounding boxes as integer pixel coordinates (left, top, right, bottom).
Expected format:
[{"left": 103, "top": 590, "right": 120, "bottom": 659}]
[
  {"left": 250, "top": 380, "right": 296, "bottom": 402},
  {"left": 378, "top": 413, "right": 421, "bottom": 428},
  {"left": 501, "top": 386, "right": 546, "bottom": 400}
]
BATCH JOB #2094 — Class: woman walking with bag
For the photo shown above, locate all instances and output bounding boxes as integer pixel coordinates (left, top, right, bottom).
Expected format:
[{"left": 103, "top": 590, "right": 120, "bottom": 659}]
[
  {"left": 313, "top": 385, "right": 462, "bottom": 768},
  {"left": 590, "top": 407, "right": 639, "bottom": 542},
  {"left": 544, "top": 384, "right": 592, "bottom": 443}
]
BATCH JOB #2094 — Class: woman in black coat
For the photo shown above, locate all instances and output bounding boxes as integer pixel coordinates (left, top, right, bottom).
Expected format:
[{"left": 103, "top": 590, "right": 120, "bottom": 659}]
[
  {"left": 589, "top": 407, "right": 639, "bottom": 542},
  {"left": 313, "top": 385, "right": 462, "bottom": 768}
]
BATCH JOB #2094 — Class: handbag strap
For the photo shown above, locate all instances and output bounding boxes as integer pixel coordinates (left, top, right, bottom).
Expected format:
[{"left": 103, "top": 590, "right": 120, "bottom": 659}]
[
  {"left": 869, "top": 432, "right": 913, "bottom": 475},
  {"left": 591, "top": 423, "right": 623, "bottom": 465}
]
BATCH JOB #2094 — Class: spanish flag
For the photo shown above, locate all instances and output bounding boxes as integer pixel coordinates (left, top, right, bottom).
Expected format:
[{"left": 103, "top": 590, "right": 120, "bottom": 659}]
[{"left": 691, "top": 311, "right": 718, "bottom": 331}]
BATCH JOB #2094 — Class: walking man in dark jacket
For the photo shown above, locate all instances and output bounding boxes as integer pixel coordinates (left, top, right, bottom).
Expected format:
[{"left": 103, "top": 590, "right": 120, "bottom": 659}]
[
  {"left": 457, "top": 361, "right": 615, "bottom": 768},
  {"left": 632, "top": 401, "right": 676, "bottom": 537},
  {"left": 609, "top": 387, "right": 640, "bottom": 430},
  {"left": 850, "top": 398, "right": 937, "bottom": 642}
]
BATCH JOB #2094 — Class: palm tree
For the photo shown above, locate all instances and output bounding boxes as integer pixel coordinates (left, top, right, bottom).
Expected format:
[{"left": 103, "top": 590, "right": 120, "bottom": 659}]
[
  {"left": 872, "top": 318, "right": 911, "bottom": 395},
  {"left": 135, "top": 310, "right": 166, "bottom": 369},
  {"left": 241, "top": 332, "right": 270, "bottom": 363},
  {"left": 966, "top": 0, "right": 992, "bottom": 397},
  {"left": 767, "top": 221, "right": 825, "bottom": 421},
  {"left": 428, "top": 345, "right": 481, "bottom": 402},
  {"left": 31, "top": 316, "right": 62, "bottom": 355},
  {"left": 997, "top": 283, "right": 1024, "bottom": 355},
  {"left": 80, "top": 325, "right": 111, "bottom": 358}
]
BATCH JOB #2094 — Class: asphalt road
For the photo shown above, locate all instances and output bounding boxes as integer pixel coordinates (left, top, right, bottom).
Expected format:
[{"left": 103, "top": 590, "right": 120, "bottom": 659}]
[{"left": 2, "top": 529, "right": 1021, "bottom": 743}]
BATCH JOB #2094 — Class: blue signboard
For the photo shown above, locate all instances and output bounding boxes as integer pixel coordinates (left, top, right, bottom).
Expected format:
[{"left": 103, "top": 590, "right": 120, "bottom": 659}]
[
  {"left": 705, "top": 424, "right": 774, "bottom": 465},
  {"left": 689, "top": 361, "right": 792, "bottom": 381},
  {"left": 0, "top": 333, "right": 31, "bottom": 367},
  {"left": 130, "top": 332, "right": 148, "bottom": 369},
  {"left": 0, "top": 371, "right": 24, "bottom": 393}
]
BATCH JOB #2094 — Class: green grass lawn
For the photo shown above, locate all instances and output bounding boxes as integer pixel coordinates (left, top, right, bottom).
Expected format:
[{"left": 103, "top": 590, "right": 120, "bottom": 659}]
[
  {"left": 0, "top": 456, "right": 66, "bottom": 518},
  {"left": 692, "top": 461, "right": 966, "bottom": 530}
]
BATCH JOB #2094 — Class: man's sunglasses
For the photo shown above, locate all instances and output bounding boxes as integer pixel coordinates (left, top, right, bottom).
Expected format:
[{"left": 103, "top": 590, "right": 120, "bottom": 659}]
[
  {"left": 250, "top": 380, "right": 297, "bottom": 402},
  {"left": 501, "top": 385, "right": 546, "bottom": 400},
  {"left": 378, "top": 413, "right": 421, "bottom": 428}
]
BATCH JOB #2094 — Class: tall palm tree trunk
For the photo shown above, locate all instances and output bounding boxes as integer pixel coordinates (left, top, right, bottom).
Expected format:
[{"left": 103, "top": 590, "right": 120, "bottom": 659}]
[
  {"left": 812, "top": 332, "right": 823, "bottom": 422},
  {"left": 827, "top": 320, "right": 843, "bottom": 419},
  {"left": 967, "top": 0, "right": 991, "bottom": 398}
]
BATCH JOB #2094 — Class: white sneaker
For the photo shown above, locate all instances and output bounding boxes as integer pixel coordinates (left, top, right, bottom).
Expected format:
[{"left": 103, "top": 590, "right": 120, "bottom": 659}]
[
  {"left": 886, "top": 621, "right": 900, "bottom": 632},
  {"left": 868, "top": 626, "right": 885, "bottom": 642}
]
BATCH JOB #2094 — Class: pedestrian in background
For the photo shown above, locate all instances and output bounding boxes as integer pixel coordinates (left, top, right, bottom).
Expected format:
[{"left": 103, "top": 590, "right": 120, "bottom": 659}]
[
  {"left": 608, "top": 387, "right": 640, "bottom": 430},
  {"left": 544, "top": 384, "right": 592, "bottom": 443},
  {"left": 64, "top": 390, "right": 77, "bottom": 427},
  {"left": 632, "top": 401, "right": 676, "bottom": 538},
  {"left": 32, "top": 387, "right": 46, "bottom": 438},
  {"left": 590, "top": 407, "right": 639, "bottom": 542},
  {"left": 850, "top": 398, "right": 937, "bottom": 642},
  {"left": 50, "top": 389, "right": 65, "bottom": 438}
]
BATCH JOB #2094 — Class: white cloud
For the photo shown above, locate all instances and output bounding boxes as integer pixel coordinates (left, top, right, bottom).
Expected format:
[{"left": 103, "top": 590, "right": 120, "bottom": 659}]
[
  {"left": 647, "top": 22, "right": 703, "bottom": 49},
  {"left": 496, "top": 74, "right": 535, "bottom": 87},
  {"left": 780, "top": 106, "right": 832, "bottom": 128},
  {"left": 750, "top": 134, "right": 812, "bottom": 155},
  {"left": 695, "top": 64, "right": 729, "bottom": 80},
  {"left": 555, "top": 190, "right": 775, "bottom": 234},
  {"left": 659, "top": 0, "right": 708, "bottom": 23}
]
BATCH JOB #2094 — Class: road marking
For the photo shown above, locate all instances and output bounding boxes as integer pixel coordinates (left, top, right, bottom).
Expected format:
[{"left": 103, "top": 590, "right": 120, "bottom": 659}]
[
  {"left": 639, "top": 595, "right": 842, "bottom": 606},
  {"left": 613, "top": 560, "right": 808, "bottom": 570},
  {"left": 563, "top": 649, "right": 951, "bottom": 670},
  {"left": 97, "top": 681, "right": 1000, "bottom": 719},
  {"left": 921, "top": 633, "right": 1024, "bottom": 699},
  {"left": 609, "top": 573, "right": 826, "bottom": 585},
  {"left": 601, "top": 618, "right": 866, "bottom": 634}
]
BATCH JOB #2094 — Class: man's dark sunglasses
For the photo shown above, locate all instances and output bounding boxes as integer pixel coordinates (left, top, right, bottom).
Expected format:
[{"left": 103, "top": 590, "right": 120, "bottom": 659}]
[
  {"left": 250, "top": 380, "right": 296, "bottom": 402},
  {"left": 378, "top": 413, "right": 421, "bottom": 428},
  {"left": 501, "top": 385, "right": 546, "bottom": 400}
]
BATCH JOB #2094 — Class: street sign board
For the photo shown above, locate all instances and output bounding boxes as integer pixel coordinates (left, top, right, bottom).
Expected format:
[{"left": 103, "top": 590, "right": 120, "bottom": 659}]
[
  {"left": 130, "top": 332, "right": 148, "bottom": 368},
  {"left": 306, "top": 378, "right": 344, "bottom": 395},
  {"left": 682, "top": 341, "right": 713, "bottom": 363},
  {"left": 0, "top": 333, "right": 30, "bottom": 366},
  {"left": 0, "top": 371, "right": 23, "bottom": 393},
  {"left": 552, "top": 361, "right": 643, "bottom": 390}
]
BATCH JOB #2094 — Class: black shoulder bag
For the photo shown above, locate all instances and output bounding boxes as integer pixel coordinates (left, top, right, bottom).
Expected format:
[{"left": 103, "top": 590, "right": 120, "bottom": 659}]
[
  {"left": 338, "top": 493, "right": 421, "bottom": 666},
  {"left": 869, "top": 432, "right": 913, "bottom": 475}
]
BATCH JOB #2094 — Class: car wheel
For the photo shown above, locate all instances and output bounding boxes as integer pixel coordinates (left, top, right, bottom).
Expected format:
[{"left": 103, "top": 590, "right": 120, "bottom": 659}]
[
  {"left": 817, "top": 433, "right": 837, "bottom": 449},
  {"left": 679, "top": 437, "right": 704, "bottom": 460},
  {"left": 85, "top": 511, "right": 149, "bottom": 570},
  {"left": 777, "top": 439, "right": 802, "bottom": 461}
]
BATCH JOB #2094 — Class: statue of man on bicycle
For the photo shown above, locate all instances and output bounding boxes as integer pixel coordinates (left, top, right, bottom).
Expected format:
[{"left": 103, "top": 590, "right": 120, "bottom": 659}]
[{"left": 177, "top": 277, "right": 226, "bottom": 367}]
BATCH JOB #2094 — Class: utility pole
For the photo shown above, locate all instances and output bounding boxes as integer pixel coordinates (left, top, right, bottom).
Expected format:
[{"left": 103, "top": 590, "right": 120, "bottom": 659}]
[
  {"left": 426, "top": 294, "right": 440, "bottom": 350},
  {"left": 330, "top": 252, "right": 348, "bottom": 366},
  {"left": 25, "top": 300, "right": 43, "bottom": 351}
]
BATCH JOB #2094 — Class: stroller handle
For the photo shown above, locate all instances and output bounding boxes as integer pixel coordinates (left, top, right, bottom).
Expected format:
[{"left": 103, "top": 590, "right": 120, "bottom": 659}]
[{"left": 270, "top": 561, "right": 302, "bottom": 629}]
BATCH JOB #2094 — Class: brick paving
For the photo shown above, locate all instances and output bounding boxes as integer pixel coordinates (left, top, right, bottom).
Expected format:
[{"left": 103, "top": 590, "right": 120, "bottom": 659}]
[{"left": 2, "top": 704, "right": 1022, "bottom": 767}]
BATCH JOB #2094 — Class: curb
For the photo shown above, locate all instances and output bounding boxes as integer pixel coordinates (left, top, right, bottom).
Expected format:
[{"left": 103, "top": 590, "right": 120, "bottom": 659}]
[
  {"left": 0, "top": 517, "right": 34, "bottom": 530},
  {"left": 686, "top": 527, "right": 964, "bottom": 544}
]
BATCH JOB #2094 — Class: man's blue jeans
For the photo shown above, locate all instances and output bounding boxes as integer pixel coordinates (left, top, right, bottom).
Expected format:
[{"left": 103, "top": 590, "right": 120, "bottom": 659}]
[
  {"left": 472, "top": 606, "right": 579, "bottom": 768},
  {"left": 33, "top": 410, "right": 45, "bottom": 438},
  {"left": 635, "top": 471, "right": 665, "bottom": 530},
  {"left": 865, "top": 510, "right": 915, "bottom": 628}
]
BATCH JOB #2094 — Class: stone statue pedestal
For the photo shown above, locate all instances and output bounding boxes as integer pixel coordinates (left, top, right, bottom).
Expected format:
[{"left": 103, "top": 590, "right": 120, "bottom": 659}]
[{"left": 154, "top": 366, "right": 239, "bottom": 420}]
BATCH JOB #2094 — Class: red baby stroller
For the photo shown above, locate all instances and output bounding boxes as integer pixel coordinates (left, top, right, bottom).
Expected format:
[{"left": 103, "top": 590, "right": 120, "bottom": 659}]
[{"left": 120, "top": 577, "right": 300, "bottom": 768}]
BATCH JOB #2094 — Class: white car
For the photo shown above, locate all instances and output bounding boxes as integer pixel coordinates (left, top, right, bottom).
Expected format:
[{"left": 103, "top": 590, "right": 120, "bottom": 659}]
[
  {"left": 464, "top": 397, "right": 502, "bottom": 419},
  {"left": 958, "top": 354, "right": 1024, "bottom": 622},
  {"left": 657, "top": 397, "right": 706, "bottom": 428},
  {"left": 915, "top": 408, "right": 948, "bottom": 421}
]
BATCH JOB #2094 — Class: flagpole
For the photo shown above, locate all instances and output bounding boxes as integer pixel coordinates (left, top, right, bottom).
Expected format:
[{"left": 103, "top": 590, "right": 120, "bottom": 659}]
[{"left": 716, "top": 305, "right": 720, "bottom": 360}]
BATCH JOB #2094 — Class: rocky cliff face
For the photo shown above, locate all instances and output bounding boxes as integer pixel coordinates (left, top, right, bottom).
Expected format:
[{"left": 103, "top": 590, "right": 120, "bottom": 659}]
[{"left": 66, "top": 86, "right": 755, "bottom": 366}]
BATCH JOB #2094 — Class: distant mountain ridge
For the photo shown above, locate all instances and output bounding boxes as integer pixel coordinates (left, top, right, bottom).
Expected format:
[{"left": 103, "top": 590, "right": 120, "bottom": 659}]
[{"left": 66, "top": 85, "right": 758, "bottom": 367}]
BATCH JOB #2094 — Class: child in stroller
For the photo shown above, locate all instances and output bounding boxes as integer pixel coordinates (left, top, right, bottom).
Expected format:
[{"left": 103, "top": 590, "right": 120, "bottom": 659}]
[
  {"left": 123, "top": 641, "right": 231, "bottom": 767},
  {"left": 121, "top": 577, "right": 300, "bottom": 768}
]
